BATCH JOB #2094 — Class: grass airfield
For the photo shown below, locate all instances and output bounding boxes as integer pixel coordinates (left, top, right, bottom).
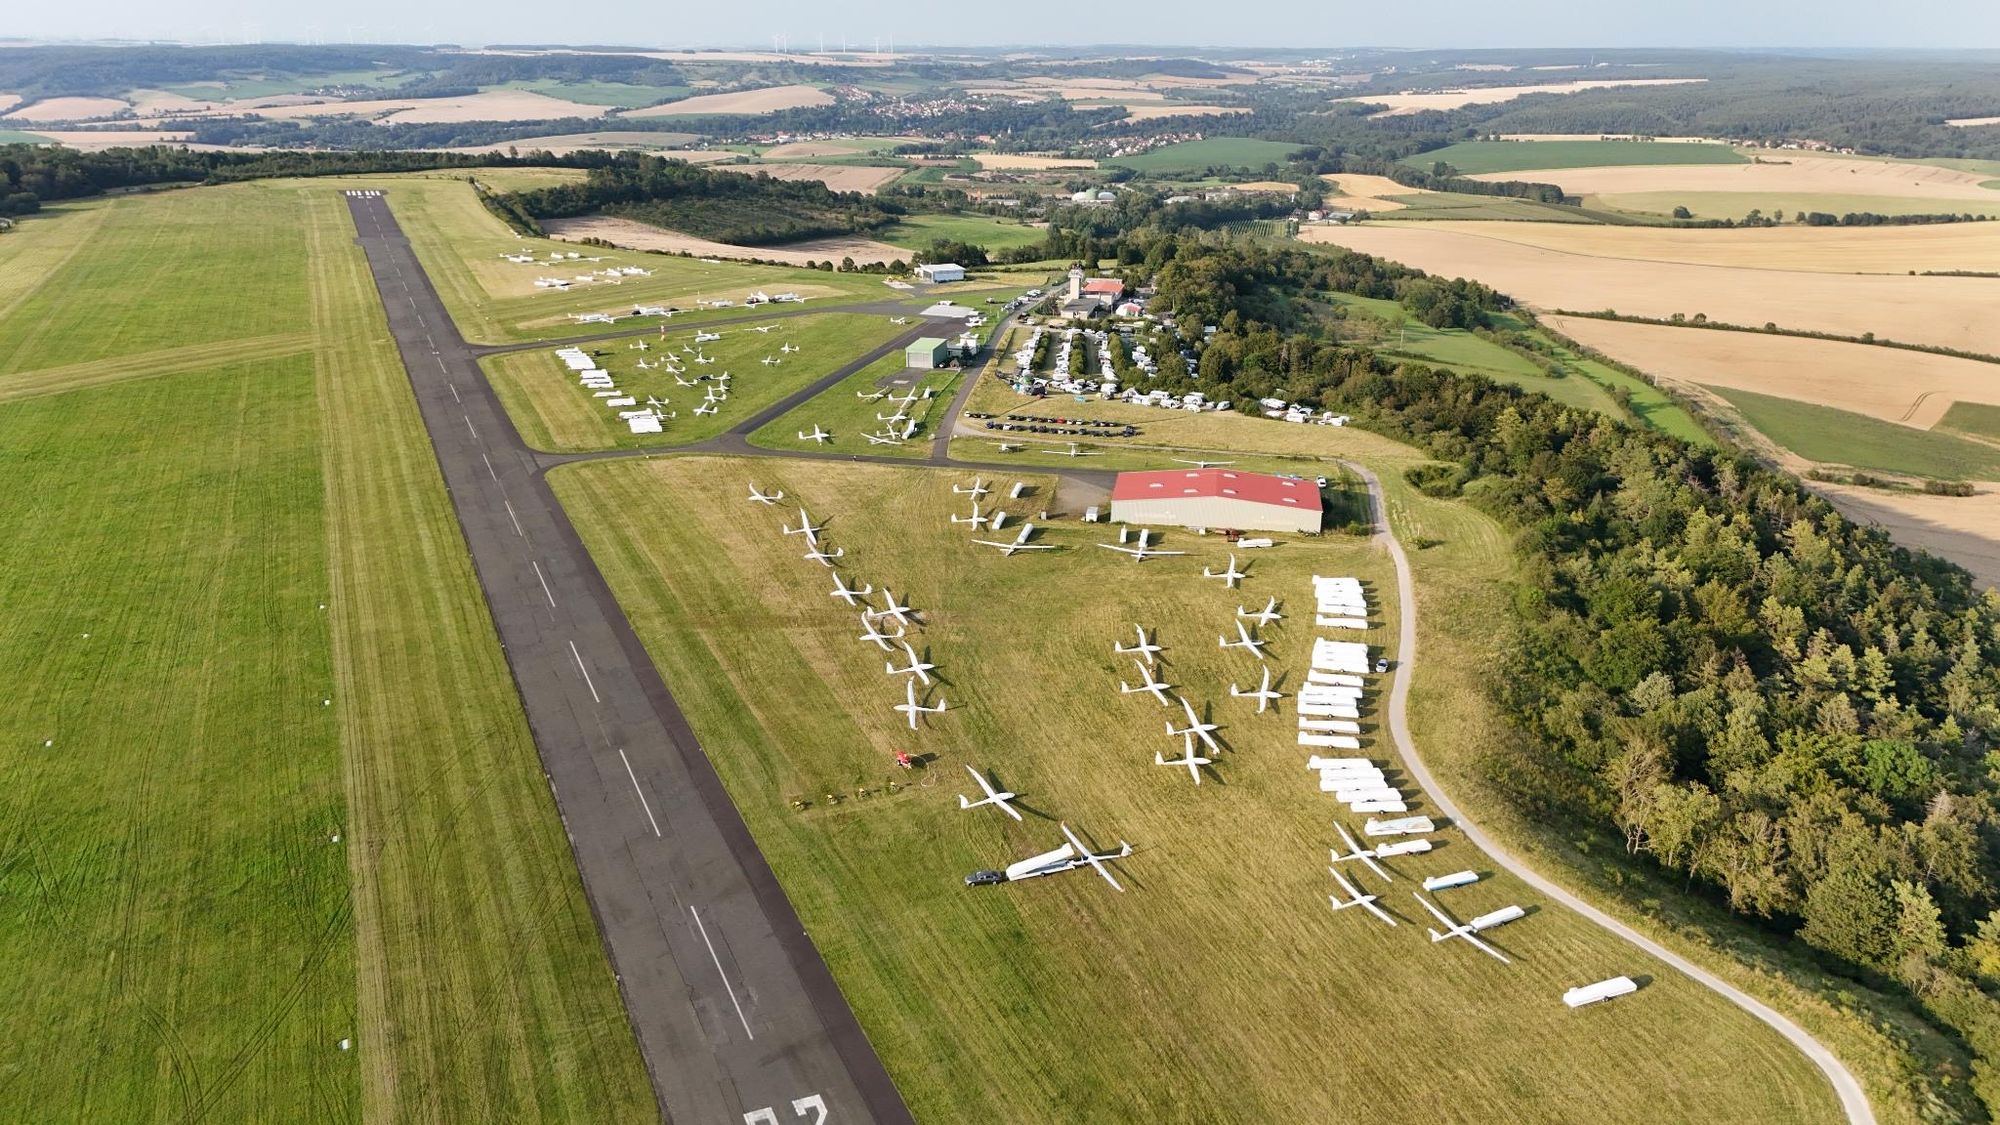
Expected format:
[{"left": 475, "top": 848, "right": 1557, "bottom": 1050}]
[
  {"left": 0, "top": 179, "right": 651, "bottom": 1120},
  {"left": 550, "top": 453, "right": 1841, "bottom": 1123}
]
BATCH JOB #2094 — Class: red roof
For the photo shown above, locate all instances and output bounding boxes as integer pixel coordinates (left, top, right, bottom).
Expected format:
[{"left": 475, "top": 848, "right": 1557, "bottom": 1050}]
[
  {"left": 1082, "top": 278, "right": 1125, "bottom": 295},
  {"left": 1111, "top": 469, "right": 1321, "bottom": 510}
]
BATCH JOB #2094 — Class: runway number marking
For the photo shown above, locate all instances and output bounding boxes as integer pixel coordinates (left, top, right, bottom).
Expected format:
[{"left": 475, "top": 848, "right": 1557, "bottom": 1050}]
[
  {"left": 743, "top": 1095, "right": 827, "bottom": 1124},
  {"left": 616, "top": 748, "right": 662, "bottom": 837},
  {"left": 568, "top": 640, "right": 600, "bottom": 702},
  {"left": 691, "top": 905, "right": 756, "bottom": 1041}
]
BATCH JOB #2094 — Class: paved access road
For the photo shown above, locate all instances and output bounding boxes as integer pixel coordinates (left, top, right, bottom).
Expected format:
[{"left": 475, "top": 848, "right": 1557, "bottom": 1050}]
[
  {"left": 345, "top": 193, "right": 912, "bottom": 1125},
  {"left": 1342, "top": 460, "right": 1875, "bottom": 1125}
]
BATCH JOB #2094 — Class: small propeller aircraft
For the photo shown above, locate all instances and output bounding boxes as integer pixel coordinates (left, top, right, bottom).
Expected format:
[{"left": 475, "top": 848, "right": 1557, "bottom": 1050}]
[{"left": 797, "top": 424, "right": 832, "bottom": 444}]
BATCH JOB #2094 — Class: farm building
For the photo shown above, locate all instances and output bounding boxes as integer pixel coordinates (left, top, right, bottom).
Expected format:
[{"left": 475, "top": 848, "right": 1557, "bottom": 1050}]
[
  {"left": 906, "top": 337, "right": 952, "bottom": 368},
  {"left": 917, "top": 262, "right": 966, "bottom": 283},
  {"left": 1109, "top": 468, "right": 1323, "bottom": 534}
]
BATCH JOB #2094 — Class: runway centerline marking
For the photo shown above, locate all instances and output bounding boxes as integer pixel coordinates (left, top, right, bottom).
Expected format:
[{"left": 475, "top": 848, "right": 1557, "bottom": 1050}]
[
  {"left": 618, "top": 748, "right": 663, "bottom": 837},
  {"left": 503, "top": 499, "right": 524, "bottom": 537},
  {"left": 568, "top": 640, "right": 601, "bottom": 702},
  {"left": 689, "top": 905, "right": 755, "bottom": 1040},
  {"left": 449, "top": 382, "right": 461, "bottom": 403},
  {"left": 532, "top": 560, "right": 557, "bottom": 608},
  {"left": 463, "top": 414, "right": 478, "bottom": 440},
  {"left": 482, "top": 452, "right": 498, "bottom": 481}
]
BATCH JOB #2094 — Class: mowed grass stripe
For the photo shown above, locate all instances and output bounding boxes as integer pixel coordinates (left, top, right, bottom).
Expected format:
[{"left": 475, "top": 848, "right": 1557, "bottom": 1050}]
[
  {"left": 0, "top": 332, "right": 316, "bottom": 404},
  {"left": 299, "top": 186, "right": 654, "bottom": 1121},
  {"left": 0, "top": 356, "right": 356, "bottom": 1123},
  {"left": 0, "top": 188, "right": 309, "bottom": 373}
]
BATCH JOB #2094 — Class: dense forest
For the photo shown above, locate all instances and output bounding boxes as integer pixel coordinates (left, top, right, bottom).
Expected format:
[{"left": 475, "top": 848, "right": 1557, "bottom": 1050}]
[
  {"left": 1037, "top": 217, "right": 2000, "bottom": 1111},
  {"left": 496, "top": 154, "right": 918, "bottom": 245}
]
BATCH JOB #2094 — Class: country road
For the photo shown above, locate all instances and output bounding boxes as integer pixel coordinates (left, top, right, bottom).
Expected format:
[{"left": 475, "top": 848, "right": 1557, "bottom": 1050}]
[{"left": 1342, "top": 458, "right": 1875, "bottom": 1125}]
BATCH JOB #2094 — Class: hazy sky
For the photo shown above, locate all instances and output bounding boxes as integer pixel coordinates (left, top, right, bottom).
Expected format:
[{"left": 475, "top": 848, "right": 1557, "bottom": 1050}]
[{"left": 11, "top": 0, "right": 2000, "bottom": 50}]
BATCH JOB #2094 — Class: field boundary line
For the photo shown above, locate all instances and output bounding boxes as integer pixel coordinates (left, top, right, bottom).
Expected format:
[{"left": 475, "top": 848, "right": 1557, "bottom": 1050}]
[{"left": 1343, "top": 457, "right": 1877, "bottom": 1125}]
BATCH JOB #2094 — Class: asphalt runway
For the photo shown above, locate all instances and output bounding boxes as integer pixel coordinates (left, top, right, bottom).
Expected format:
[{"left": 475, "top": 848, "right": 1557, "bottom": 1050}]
[{"left": 343, "top": 192, "right": 912, "bottom": 1125}]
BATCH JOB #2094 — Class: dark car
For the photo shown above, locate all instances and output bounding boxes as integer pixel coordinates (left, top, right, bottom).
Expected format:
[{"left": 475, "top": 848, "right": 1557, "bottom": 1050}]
[{"left": 965, "top": 870, "right": 1007, "bottom": 887}]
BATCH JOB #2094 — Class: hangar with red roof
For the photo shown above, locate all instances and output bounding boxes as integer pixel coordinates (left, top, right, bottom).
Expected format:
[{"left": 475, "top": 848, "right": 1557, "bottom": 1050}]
[{"left": 1108, "top": 468, "right": 1323, "bottom": 534}]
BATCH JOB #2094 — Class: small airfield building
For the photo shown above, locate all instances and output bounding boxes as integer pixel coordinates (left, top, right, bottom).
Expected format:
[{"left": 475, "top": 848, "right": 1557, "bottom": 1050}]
[
  {"left": 906, "top": 337, "right": 952, "bottom": 368},
  {"left": 1110, "top": 468, "right": 1323, "bottom": 534},
  {"left": 917, "top": 262, "right": 965, "bottom": 283}
]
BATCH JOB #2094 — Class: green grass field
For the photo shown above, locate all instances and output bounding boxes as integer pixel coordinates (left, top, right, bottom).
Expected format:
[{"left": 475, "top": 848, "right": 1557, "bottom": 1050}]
[
  {"left": 1108, "top": 136, "right": 1302, "bottom": 173},
  {"left": 1588, "top": 190, "right": 2000, "bottom": 221},
  {"left": 0, "top": 180, "right": 651, "bottom": 1121},
  {"left": 158, "top": 68, "right": 415, "bottom": 101},
  {"left": 1406, "top": 140, "right": 1749, "bottom": 175},
  {"left": 1938, "top": 400, "right": 2000, "bottom": 442},
  {"left": 483, "top": 311, "right": 906, "bottom": 452},
  {"left": 747, "top": 352, "right": 959, "bottom": 459},
  {"left": 1712, "top": 387, "right": 2000, "bottom": 479},
  {"left": 0, "top": 128, "right": 49, "bottom": 143},
  {"left": 1371, "top": 192, "right": 1601, "bottom": 223},
  {"left": 879, "top": 212, "right": 1049, "bottom": 252},
  {"left": 548, "top": 452, "right": 1841, "bottom": 1123}
]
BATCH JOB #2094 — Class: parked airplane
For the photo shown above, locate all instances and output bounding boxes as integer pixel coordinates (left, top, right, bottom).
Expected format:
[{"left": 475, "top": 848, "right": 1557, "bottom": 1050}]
[
  {"left": 958, "top": 765, "right": 1022, "bottom": 821},
  {"left": 1114, "top": 624, "right": 1163, "bottom": 665},
  {"left": 893, "top": 678, "right": 946, "bottom": 730},
  {"left": 803, "top": 544, "right": 844, "bottom": 567},
  {"left": 1044, "top": 441, "right": 1102, "bottom": 457},
  {"left": 673, "top": 374, "right": 700, "bottom": 386},
  {"left": 885, "top": 640, "right": 935, "bottom": 685},
  {"left": 1097, "top": 527, "right": 1185, "bottom": 562},
  {"left": 748, "top": 483, "right": 784, "bottom": 505},
  {"left": 831, "top": 573, "right": 873, "bottom": 606},
  {"left": 1329, "top": 869, "right": 1397, "bottom": 927},
  {"left": 1238, "top": 596, "right": 1283, "bottom": 627},
  {"left": 1415, "top": 894, "right": 1523, "bottom": 964},
  {"left": 1172, "top": 458, "right": 1235, "bottom": 469},
  {"left": 750, "top": 324, "right": 777, "bottom": 334},
  {"left": 857, "top": 389, "right": 889, "bottom": 402},
  {"left": 869, "top": 588, "right": 916, "bottom": 628},
  {"left": 859, "top": 613, "right": 906, "bottom": 652},
  {"left": 780, "top": 342, "right": 799, "bottom": 354},
  {"left": 953, "top": 477, "right": 991, "bottom": 499},
  {"left": 1119, "top": 660, "right": 1174, "bottom": 706},
  {"left": 863, "top": 432, "right": 905, "bottom": 446},
  {"left": 629, "top": 340, "right": 649, "bottom": 351},
  {"left": 970, "top": 824, "right": 1128, "bottom": 890},
  {"left": 1229, "top": 666, "right": 1284, "bottom": 713},
  {"left": 991, "top": 441, "right": 1024, "bottom": 453},
  {"left": 948, "top": 502, "right": 990, "bottom": 530},
  {"left": 571, "top": 312, "right": 616, "bottom": 324},
  {"left": 971, "top": 523, "right": 1055, "bottom": 556},
  {"left": 1219, "top": 619, "right": 1269, "bottom": 660},
  {"left": 693, "top": 403, "right": 718, "bottom": 416},
  {"left": 1166, "top": 696, "right": 1223, "bottom": 755},
  {"left": 781, "top": 506, "right": 825, "bottom": 543},
  {"left": 889, "top": 316, "right": 909, "bottom": 325},
  {"left": 1203, "top": 553, "right": 1247, "bottom": 589},
  {"left": 761, "top": 355, "right": 780, "bottom": 366},
  {"left": 1331, "top": 822, "right": 1432, "bottom": 872},
  {"left": 798, "top": 425, "right": 832, "bottom": 444},
  {"left": 694, "top": 331, "right": 722, "bottom": 343},
  {"left": 1155, "top": 737, "right": 1212, "bottom": 784}
]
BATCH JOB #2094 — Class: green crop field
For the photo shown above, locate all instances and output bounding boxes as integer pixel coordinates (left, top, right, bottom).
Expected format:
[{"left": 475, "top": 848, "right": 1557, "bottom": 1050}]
[
  {"left": 1712, "top": 387, "right": 2000, "bottom": 479},
  {"left": 747, "top": 352, "right": 959, "bottom": 459},
  {"left": 0, "top": 128, "right": 49, "bottom": 143},
  {"left": 1108, "top": 136, "right": 1302, "bottom": 173},
  {"left": 0, "top": 180, "right": 651, "bottom": 1121},
  {"left": 483, "top": 311, "right": 907, "bottom": 452},
  {"left": 1371, "top": 192, "right": 1602, "bottom": 222},
  {"left": 159, "top": 68, "right": 415, "bottom": 101},
  {"left": 549, "top": 452, "right": 1840, "bottom": 1123},
  {"left": 879, "top": 212, "right": 1050, "bottom": 252},
  {"left": 1407, "top": 140, "right": 1749, "bottom": 175},
  {"left": 499, "top": 80, "right": 692, "bottom": 107},
  {"left": 1938, "top": 400, "right": 2000, "bottom": 442}
]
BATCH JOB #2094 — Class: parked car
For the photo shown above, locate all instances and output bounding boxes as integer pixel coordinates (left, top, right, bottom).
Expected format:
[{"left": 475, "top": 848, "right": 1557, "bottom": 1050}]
[{"left": 965, "top": 870, "right": 1007, "bottom": 887}]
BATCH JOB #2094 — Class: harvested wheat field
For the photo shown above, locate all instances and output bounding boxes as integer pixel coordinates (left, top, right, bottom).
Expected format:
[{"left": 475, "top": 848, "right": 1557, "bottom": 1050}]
[
  {"left": 1472, "top": 154, "right": 2000, "bottom": 203},
  {"left": 1949, "top": 117, "right": 2000, "bottom": 128},
  {"left": 0, "top": 94, "right": 20, "bottom": 114},
  {"left": 761, "top": 140, "right": 896, "bottom": 159},
  {"left": 1811, "top": 481, "right": 2000, "bottom": 588},
  {"left": 972, "top": 153, "right": 1096, "bottom": 170},
  {"left": 1347, "top": 78, "right": 1704, "bottom": 116},
  {"left": 624, "top": 84, "right": 832, "bottom": 117},
  {"left": 1396, "top": 219, "right": 2000, "bottom": 274},
  {"left": 1321, "top": 173, "right": 1439, "bottom": 211},
  {"left": 4, "top": 95, "right": 131, "bottom": 121},
  {"left": 543, "top": 215, "right": 909, "bottom": 267},
  {"left": 438, "top": 132, "right": 718, "bottom": 157},
  {"left": 1543, "top": 314, "right": 2000, "bottom": 428},
  {"left": 127, "top": 89, "right": 220, "bottom": 115},
  {"left": 1301, "top": 222, "right": 1997, "bottom": 353},
  {"left": 722, "top": 162, "right": 905, "bottom": 193},
  {"left": 209, "top": 90, "right": 611, "bottom": 123}
]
